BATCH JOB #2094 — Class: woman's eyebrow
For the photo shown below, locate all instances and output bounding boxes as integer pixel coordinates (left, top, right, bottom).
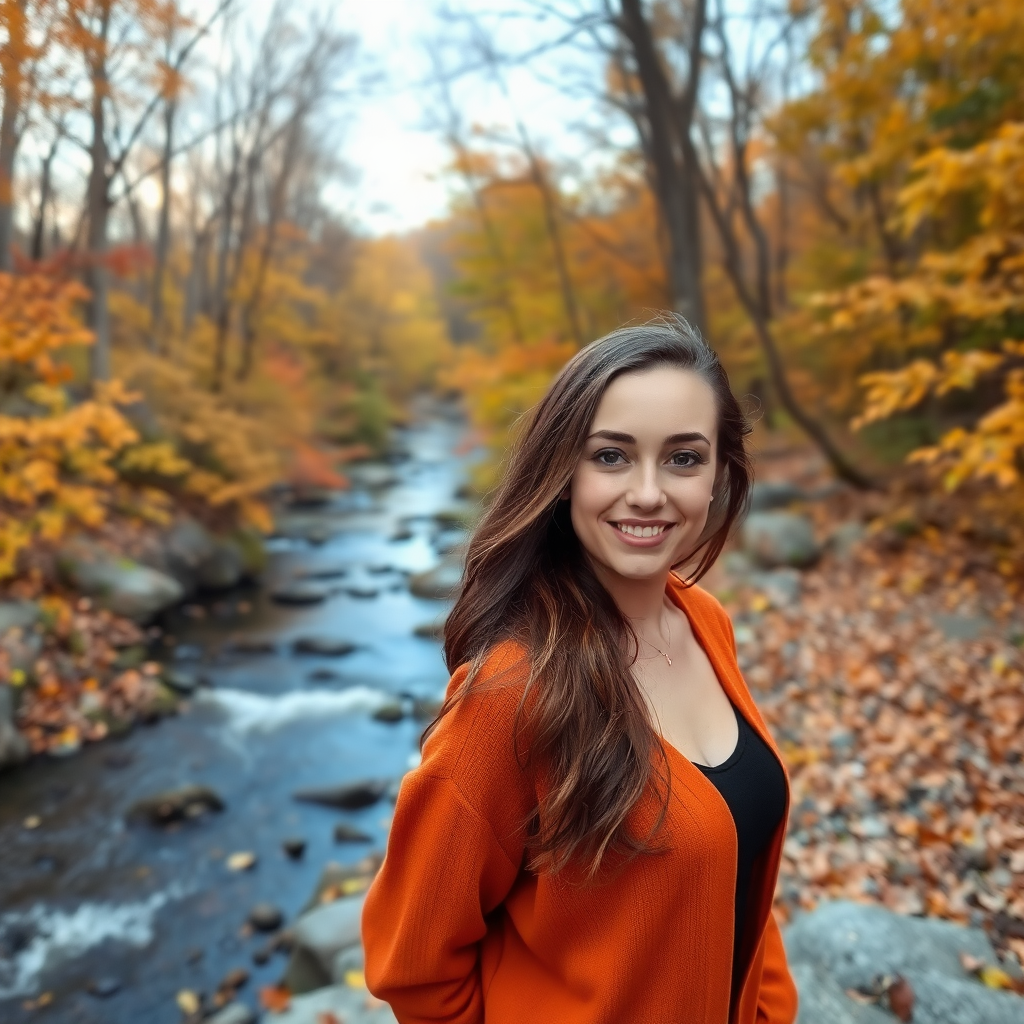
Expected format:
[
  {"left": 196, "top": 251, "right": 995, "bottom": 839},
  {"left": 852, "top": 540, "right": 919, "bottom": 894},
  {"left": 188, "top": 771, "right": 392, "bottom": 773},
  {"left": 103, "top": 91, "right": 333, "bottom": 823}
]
[{"left": 586, "top": 430, "right": 711, "bottom": 446}]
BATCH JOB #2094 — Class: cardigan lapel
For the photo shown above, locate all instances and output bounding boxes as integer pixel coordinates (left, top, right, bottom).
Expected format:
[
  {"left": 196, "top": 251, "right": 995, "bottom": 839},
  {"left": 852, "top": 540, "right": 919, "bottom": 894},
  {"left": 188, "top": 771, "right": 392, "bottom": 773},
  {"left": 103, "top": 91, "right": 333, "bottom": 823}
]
[{"left": 667, "top": 577, "right": 793, "bottom": 1022}]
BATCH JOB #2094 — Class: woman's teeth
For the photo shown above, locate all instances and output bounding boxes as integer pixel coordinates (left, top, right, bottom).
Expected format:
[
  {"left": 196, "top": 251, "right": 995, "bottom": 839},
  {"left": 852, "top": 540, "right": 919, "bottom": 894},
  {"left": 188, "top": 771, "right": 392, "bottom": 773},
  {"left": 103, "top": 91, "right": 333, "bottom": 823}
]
[{"left": 616, "top": 523, "right": 667, "bottom": 538}]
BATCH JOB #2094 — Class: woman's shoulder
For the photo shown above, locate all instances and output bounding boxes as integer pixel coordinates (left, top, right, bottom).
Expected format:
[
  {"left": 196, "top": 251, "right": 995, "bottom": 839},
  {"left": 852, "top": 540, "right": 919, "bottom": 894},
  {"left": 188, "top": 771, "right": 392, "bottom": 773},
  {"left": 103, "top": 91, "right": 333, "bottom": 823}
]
[
  {"left": 423, "top": 639, "right": 535, "bottom": 778},
  {"left": 667, "top": 573, "right": 736, "bottom": 645}
]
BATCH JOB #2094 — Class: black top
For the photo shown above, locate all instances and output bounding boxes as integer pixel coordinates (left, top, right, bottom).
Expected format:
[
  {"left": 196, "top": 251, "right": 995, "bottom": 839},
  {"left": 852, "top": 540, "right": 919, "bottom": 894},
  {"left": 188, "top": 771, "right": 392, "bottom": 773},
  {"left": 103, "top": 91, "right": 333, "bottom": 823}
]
[{"left": 692, "top": 703, "right": 787, "bottom": 1003}]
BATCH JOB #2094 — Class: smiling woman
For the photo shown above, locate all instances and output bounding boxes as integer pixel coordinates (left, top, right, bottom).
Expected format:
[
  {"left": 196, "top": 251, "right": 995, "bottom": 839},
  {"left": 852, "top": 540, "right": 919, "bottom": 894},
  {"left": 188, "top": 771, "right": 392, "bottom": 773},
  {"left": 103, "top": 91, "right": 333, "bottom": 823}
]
[{"left": 361, "top": 316, "right": 798, "bottom": 1024}]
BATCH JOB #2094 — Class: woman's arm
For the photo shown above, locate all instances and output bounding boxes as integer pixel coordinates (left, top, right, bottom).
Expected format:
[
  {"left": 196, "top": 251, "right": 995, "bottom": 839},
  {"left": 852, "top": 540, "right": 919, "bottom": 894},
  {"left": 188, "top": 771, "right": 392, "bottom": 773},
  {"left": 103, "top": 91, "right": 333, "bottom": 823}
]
[
  {"left": 361, "top": 769, "right": 523, "bottom": 1023},
  {"left": 361, "top": 646, "right": 533, "bottom": 1023}
]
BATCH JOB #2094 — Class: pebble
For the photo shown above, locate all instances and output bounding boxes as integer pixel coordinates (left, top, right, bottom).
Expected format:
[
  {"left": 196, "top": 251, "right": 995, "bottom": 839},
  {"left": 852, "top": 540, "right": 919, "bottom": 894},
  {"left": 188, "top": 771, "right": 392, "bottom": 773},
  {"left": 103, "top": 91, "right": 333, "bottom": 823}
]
[
  {"left": 334, "top": 823, "right": 373, "bottom": 843},
  {"left": 282, "top": 837, "right": 307, "bottom": 859},
  {"left": 86, "top": 977, "right": 121, "bottom": 998},
  {"left": 345, "top": 586, "right": 379, "bottom": 599},
  {"left": 248, "top": 903, "right": 284, "bottom": 932},
  {"left": 292, "top": 637, "right": 357, "bottom": 657},
  {"left": 270, "top": 583, "right": 330, "bottom": 606},
  {"left": 372, "top": 701, "right": 405, "bottom": 723},
  {"left": 293, "top": 779, "right": 390, "bottom": 810},
  {"left": 218, "top": 967, "right": 250, "bottom": 991}
]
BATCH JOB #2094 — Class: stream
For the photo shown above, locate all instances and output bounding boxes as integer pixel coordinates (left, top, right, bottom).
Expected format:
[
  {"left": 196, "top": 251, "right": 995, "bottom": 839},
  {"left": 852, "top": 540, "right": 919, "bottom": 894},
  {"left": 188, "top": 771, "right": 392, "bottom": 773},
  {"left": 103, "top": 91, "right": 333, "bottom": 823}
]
[{"left": 0, "top": 409, "right": 478, "bottom": 1023}]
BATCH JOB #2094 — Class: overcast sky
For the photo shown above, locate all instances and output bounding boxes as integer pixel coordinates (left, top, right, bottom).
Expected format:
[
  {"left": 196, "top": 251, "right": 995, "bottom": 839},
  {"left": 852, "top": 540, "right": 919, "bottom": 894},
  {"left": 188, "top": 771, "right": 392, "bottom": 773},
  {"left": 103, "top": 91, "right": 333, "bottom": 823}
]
[{"left": 332, "top": 1, "right": 619, "bottom": 236}]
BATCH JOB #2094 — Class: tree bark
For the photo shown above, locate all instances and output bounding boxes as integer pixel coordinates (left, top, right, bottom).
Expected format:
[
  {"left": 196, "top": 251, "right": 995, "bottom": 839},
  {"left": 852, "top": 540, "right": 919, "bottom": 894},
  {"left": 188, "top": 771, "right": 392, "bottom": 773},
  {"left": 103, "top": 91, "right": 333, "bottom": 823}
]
[
  {"left": 0, "top": 0, "right": 28, "bottom": 273},
  {"left": 617, "top": 0, "right": 707, "bottom": 334},
  {"left": 149, "top": 97, "right": 176, "bottom": 351},
  {"left": 86, "top": 3, "right": 113, "bottom": 382}
]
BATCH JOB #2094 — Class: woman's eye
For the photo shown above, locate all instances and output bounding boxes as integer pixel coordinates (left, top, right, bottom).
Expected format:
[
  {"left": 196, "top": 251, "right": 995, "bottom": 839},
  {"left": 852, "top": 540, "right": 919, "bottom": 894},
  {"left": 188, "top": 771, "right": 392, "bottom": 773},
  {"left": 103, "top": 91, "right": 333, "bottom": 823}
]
[
  {"left": 594, "top": 449, "right": 626, "bottom": 466},
  {"left": 670, "top": 450, "right": 703, "bottom": 468}
]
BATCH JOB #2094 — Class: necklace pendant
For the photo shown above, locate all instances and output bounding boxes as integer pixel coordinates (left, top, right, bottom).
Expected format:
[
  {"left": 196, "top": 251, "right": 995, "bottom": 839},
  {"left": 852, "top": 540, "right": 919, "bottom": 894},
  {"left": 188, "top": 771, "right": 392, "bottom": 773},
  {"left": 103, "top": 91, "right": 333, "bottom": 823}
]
[{"left": 664, "top": 654, "right": 672, "bottom": 667}]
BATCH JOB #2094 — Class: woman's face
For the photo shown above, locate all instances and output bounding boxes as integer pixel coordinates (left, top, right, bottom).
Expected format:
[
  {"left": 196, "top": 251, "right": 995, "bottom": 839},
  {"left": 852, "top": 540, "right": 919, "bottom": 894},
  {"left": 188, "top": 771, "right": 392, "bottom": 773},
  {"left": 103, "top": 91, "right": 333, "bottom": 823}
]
[{"left": 568, "top": 366, "right": 719, "bottom": 586}]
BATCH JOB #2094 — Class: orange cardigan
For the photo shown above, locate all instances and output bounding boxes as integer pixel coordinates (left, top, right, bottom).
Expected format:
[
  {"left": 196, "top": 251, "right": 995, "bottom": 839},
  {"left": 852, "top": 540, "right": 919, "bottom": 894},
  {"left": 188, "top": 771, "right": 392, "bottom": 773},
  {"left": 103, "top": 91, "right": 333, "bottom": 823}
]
[{"left": 361, "top": 578, "right": 798, "bottom": 1024}]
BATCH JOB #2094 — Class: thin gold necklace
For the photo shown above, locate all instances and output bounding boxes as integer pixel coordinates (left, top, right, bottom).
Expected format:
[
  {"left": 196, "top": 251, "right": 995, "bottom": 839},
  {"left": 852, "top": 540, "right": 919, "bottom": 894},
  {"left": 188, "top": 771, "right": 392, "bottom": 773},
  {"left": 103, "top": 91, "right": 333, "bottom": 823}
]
[{"left": 639, "top": 629, "right": 673, "bottom": 666}]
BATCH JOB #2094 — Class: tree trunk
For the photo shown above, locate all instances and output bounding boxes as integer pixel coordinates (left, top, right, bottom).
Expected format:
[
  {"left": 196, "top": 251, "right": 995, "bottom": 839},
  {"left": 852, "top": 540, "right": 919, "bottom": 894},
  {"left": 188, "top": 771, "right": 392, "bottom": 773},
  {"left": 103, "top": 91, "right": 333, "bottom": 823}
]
[
  {"left": 617, "top": 0, "right": 707, "bottom": 334},
  {"left": 150, "top": 97, "right": 176, "bottom": 352},
  {"left": 30, "top": 129, "right": 61, "bottom": 261},
  {"left": 0, "top": 0, "right": 28, "bottom": 273},
  {"left": 86, "top": 6, "right": 113, "bottom": 382}
]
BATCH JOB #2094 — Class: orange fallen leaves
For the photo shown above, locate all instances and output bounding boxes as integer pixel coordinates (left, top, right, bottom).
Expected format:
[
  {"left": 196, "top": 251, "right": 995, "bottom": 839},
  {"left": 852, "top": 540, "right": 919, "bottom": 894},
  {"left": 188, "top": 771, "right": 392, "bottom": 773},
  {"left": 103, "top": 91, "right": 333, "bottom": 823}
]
[{"left": 259, "top": 985, "right": 292, "bottom": 1013}]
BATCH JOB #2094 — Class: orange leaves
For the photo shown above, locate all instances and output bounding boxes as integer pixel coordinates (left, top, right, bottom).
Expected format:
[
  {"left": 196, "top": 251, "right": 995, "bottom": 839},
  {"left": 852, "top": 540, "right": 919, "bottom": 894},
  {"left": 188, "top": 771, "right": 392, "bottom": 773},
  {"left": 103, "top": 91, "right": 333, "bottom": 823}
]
[{"left": 258, "top": 985, "right": 292, "bottom": 1013}]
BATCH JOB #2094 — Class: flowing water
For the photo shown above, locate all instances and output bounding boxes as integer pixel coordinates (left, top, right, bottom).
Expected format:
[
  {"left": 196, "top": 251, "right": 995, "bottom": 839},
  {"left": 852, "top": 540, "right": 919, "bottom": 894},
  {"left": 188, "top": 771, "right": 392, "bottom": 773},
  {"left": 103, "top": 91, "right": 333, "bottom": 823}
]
[{"left": 0, "top": 410, "right": 477, "bottom": 1023}]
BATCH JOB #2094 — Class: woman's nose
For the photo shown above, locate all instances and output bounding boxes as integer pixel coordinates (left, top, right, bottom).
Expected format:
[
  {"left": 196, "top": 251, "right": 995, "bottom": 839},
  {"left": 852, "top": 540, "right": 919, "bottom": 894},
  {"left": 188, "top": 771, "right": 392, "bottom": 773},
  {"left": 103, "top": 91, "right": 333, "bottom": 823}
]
[{"left": 626, "top": 462, "right": 665, "bottom": 509}]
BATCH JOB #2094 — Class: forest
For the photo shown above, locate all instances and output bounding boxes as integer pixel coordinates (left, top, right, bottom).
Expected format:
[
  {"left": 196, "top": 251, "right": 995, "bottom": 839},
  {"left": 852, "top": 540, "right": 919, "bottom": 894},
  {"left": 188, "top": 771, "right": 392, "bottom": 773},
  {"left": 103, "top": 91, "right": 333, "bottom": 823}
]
[{"left": 0, "top": 1, "right": 1023, "bottom": 1022}]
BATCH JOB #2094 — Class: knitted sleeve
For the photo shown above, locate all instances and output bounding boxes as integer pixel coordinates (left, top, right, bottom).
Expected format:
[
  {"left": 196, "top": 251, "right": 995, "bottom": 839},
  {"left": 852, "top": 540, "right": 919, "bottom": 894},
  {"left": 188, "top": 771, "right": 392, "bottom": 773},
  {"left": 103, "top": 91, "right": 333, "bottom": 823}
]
[{"left": 361, "top": 645, "right": 534, "bottom": 1023}]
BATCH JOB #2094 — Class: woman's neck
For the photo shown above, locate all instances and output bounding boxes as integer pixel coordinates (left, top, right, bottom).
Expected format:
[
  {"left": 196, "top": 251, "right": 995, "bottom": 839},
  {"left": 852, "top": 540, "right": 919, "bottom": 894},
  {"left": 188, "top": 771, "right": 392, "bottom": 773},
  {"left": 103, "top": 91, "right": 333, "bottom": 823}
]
[{"left": 593, "top": 565, "right": 674, "bottom": 635}]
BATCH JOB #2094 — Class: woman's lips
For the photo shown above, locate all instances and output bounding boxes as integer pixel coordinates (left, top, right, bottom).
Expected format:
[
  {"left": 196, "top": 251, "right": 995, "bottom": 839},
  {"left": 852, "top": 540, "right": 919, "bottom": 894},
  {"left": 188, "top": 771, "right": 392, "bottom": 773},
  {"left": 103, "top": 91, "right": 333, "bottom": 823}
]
[{"left": 608, "top": 521, "right": 675, "bottom": 547}]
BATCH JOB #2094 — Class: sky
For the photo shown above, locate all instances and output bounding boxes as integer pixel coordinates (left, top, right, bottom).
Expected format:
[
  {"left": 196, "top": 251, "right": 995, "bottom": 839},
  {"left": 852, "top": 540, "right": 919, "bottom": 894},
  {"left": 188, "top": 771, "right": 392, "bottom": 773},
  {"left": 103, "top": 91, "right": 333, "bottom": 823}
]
[{"left": 328, "top": 1, "right": 618, "bottom": 236}]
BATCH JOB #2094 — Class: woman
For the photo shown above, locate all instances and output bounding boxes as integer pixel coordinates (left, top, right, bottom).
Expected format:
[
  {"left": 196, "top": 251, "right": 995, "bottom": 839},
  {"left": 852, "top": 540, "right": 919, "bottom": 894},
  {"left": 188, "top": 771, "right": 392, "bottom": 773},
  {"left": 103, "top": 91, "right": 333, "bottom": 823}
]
[{"left": 361, "top": 318, "right": 798, "bottom": 1024}]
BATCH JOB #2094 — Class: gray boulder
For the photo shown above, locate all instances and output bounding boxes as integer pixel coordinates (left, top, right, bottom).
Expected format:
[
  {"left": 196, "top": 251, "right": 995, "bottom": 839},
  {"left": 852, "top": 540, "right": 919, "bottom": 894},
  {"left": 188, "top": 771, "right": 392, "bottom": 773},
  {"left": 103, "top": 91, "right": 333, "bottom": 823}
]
[
  {"left": 786, "top": 900, "right": 1024, "bottom": 1024},
  {"left": 792, "top": 962, "right": 892, "bottom": 1024},
  {"left": 284, "top": 894, "right": 365, "bottom": 994},
  {"left": 196, "top": 539, "right": 244, "bottom": 591},
  {"left": 743, "top": 512, "right": 820, "bottom": 569},
  {"left": 0, "top": 684, "right": 29, "bottom": 770},
  {"left": 0, "top": 600, "right": 40, "bottom": 635},
  {"left": 270, "top": 983, "right": 397, "bottom": 1024},
  {"left": 57, "top": 540, "right": 183, "bottom": 622},
  {"left": 750, "top": 480, "right": 807, "bottom": 512}
]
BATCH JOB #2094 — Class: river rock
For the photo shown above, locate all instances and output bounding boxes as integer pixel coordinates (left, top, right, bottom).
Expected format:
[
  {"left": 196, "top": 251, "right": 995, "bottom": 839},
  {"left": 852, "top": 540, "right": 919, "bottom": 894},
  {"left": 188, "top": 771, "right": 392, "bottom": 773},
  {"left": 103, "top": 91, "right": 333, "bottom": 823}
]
[
  {"left": 284, "top": 894, "right": 366, "bottom": 994},
  {"left": 86, "top": 976, "right": 121, "bottom": 998},
  {"left": 248, "top": 903, "right": 284, "bottom": 932},
  {"left": 413, "top": 620, "right": 446, "bottom": 640},
  {"left": 161, "top": 666, "right": 203, "bottom": 695},
  {"left": 205, "top": 1003, "right": 257, "bottom": 1024},
  {"left": 742, "top": 512, "right": 820, "bottom": 569},
  {"left": 293, "top": 779, "right": 390, "bottom": 810},
  {"left": 748, "top": 568, "right": 802, "bottom": 607},
  {"left": 828, "top": 520, "right": 867, "bottom": 561},
  {"left": 334, "top": 822, "right": 372, "bottom": 843},
  {"left": 0, "top": 600, "right": 40, "bottom": 635},
  {"left": 270, "top": 983, "right": 398, "bottom": 1024},
  {"left": 271, "top": 582, "right": 331, "bottom": 606},
  {"left": 345, "top": 586, "right": 379, "bottom": 599},
  {"left": 409, "top": 559, "right": 463, "bottom": 600},
  {"left": 57, "top": 541, "right": 184, "bottom": 622},
  {"left": 786, "top": 900, "right": 1024, "bottom": 1024},
  {"left": 0, "top": 684, "right": 29, "bottom": 771},
  {"left": 126, "top": 784, "right": 225, "bottom": 825},
  {"left": 372, "top": 700, "right": 405, "bottom": 723},
  {"left": 293, "top": 637, "right": 356, "bottom": 657},
  {"left": 196, "top": 539, "right": 245, "bottom": 592},
  {"left": 295, "top": 566, "right": 348, "bottom": 580},
  {"left": 749, "top": 480, "right": 808, "bottom": 512},
  {"left": 283, "top": 837, "right": 307, "bottom": 859}
]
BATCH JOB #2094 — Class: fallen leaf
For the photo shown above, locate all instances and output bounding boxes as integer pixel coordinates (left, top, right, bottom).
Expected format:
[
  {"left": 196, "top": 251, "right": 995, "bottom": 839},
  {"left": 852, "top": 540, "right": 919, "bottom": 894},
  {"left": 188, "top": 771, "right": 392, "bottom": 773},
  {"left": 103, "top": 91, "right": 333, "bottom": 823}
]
[
  {"left": 343, "top": 969, "right": 365, "bottom": 989},
  {"left": 226, "top": 851, "right": 257, "bottom": 872},
  {"left": 259, "top": 985, "right": 292, "bottom": 1013},
  {"left": 887, "top": 974, "right": 914, "bottom": 1022},
  {"left": 176, "top": 989, "right": 200, "bottom": 1015},
  {"left": 23, "top": 815, "right": 41, "bottom": 830},
  {"left": 979, "top": 965, "right": 1015, "bottom": 990},
  {"left": 317, "top": 1013, "right": 343, "bottom": 1024}
]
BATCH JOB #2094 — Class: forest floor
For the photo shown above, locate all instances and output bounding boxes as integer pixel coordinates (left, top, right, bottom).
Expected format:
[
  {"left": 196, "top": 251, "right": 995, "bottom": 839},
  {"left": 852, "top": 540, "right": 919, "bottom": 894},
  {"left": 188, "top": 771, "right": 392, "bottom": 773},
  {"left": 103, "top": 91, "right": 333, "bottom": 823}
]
[{"left": 713, "top": 442, "right": 1024, "bottom": 982}]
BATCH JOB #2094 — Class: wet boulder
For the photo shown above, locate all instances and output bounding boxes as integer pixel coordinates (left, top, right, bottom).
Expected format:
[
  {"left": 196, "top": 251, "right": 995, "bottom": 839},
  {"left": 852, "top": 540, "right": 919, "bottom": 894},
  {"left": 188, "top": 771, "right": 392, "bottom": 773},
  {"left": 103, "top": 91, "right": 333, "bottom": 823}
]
[
  {"left": 293, "top": 779, "right": 391, "bottom": 810},
  {"left": 126, "top": 784, "right": 225, "bottom": 825},
  {"left": 271, "top": 582, "right": 332, "bottom": 606},
  {"left": 742, "top": 511, "right": 820, "bottom": 569},
  {"left": 57, "top": 540, "right": 184, "bottom": 622},
  {"left": 749, "top": 480, "right": 807, "bottom": 512},
  {"left": 409, "top": 558, "right": 463, "bottom": 600},
  {"left": 0, "top": 600, "right": 40, "bottom": 636},
  {"left": 283, "top": 894, "right": 366, "bottom": 994},
  {"left": 292, "top": 636, "right": 357, "bottom": 657},
  {"left": 0, "top": 683, "right": 29, "bottom": 771}
]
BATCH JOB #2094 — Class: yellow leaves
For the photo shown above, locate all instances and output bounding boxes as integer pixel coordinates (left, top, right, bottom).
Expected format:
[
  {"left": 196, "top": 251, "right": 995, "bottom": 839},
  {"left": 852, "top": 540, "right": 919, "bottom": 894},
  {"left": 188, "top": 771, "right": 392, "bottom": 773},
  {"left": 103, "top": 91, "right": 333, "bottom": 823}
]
[{"left": 118, "top": 441, "right": 191, "bottom": 478}]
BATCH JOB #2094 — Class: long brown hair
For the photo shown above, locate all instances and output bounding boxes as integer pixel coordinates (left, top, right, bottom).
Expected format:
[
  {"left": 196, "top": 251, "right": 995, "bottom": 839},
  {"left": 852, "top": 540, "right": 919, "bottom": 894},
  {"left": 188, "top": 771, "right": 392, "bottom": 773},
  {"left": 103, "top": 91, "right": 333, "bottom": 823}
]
[{"left": 431, "top": 316, "right": 753, "bottom": 880}]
